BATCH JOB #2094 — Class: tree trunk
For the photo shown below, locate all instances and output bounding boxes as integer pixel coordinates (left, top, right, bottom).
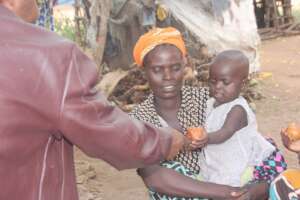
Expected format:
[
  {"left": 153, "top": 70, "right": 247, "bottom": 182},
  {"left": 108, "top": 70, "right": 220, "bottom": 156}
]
[{"left": 86, "top": 0, "right": 111, "bottom": 73}]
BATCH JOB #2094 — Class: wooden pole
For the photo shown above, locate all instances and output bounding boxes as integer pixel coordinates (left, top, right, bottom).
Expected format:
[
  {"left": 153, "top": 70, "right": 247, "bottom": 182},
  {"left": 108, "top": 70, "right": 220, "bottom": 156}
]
[{"left": 87, "top": 0, "right": 111, "bottom": 73}]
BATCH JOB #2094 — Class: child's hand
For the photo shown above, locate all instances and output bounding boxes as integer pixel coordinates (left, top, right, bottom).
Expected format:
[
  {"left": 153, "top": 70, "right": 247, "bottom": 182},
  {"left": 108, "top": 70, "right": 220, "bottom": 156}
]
[{"left": 188, "top": 129, "right": 208, "bottom": 151}]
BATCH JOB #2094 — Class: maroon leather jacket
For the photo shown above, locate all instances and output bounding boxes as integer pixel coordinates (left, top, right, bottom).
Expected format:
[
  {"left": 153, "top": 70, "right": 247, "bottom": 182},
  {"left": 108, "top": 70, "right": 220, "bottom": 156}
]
[{"left": 0, "top": 6, "right": 174, "bottom": 200}]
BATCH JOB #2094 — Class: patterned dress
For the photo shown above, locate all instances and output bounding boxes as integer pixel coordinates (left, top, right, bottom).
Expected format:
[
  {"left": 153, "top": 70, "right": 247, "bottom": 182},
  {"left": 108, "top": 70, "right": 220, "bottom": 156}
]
[{"left": 130, "top": 86, "right": 209, "bottom": 200}]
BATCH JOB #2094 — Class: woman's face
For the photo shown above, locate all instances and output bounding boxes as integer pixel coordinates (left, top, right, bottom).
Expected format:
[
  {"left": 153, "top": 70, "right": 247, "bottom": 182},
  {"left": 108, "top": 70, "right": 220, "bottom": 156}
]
[{"left": 143, "top": 44, "right": 186, "bottom": 100}]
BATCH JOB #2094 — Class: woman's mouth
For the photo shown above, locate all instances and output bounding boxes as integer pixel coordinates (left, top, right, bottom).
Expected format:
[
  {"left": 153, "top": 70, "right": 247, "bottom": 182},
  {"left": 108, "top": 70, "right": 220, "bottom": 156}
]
[{"left": 162, "top": 85, "right": 176, "bottom": 92}]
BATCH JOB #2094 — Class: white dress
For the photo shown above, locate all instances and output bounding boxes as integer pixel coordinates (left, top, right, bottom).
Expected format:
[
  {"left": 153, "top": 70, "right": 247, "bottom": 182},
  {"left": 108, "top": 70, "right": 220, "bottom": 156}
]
[{"left": 199, "top": 96, "right": 275, "bottom": 187}]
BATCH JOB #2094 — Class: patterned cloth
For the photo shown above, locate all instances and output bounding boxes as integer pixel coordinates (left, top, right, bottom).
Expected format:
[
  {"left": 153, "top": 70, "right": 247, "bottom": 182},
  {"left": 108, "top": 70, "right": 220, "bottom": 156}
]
[
  {"left": 269, "top": 169, "right": 300, "bottom": 200},
  {"left": 133, "top": 27, "right": 187, "bottom": 66},
  {"left": 130, "top": 86, "right": 209, "bottom": 175},
  {"left": 130, "top": 86, "right": 209, "bottom": 200},
  {"left": 253, "top": 145, "right": 287, "bottom": 184},
  {"left": 37, "top": 0, "right": 55, "bottom": 31},
  {"left": 149, "top": 161, "right": 206, "bottom": 200}
]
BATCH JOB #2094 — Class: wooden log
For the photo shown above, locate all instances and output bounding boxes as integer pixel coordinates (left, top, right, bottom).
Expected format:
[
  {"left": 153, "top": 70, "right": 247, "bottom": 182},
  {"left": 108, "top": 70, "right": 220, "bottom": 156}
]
[
  {"left": 258, "top": 27, "right": 274, "bottom": 34},
  {"left": 286, "top": 22, "right": 300, "bottom": 32},
  {"left": 284, "top": 30, "right": 300, "bottom": 36}
]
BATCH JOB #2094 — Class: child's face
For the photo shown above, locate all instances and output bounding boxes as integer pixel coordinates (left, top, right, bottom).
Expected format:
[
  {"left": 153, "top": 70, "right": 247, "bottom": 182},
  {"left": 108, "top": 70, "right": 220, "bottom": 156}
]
[{"left": 209, "top": 61, "right": 244, "bottom": 106}]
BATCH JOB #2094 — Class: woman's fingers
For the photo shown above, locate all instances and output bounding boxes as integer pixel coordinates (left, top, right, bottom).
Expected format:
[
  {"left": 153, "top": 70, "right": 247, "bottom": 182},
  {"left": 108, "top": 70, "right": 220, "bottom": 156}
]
[
  {"left": 230, "top": 189, "right": 250, "bottom": 200},
  {"left": 230, "top": 188, "right": 247, "bottom": 196}
]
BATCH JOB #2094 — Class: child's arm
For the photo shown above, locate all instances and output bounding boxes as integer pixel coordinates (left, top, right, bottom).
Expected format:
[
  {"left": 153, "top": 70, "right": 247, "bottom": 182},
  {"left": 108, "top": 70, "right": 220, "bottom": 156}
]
[{"left": 207, "top": 105, "right": 248, "bottom": 144}]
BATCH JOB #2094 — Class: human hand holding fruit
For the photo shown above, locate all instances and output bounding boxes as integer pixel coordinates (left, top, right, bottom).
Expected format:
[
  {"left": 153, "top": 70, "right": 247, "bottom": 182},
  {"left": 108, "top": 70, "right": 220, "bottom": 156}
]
[
  {"left": 281, "top": 123, "right": 300, "bottom": 153},
  {"left": 186, "top": 127, "right": 208, "bottom": 150},
  {"left": 166, "top": 129, "right": 191, "bottom": 160}
]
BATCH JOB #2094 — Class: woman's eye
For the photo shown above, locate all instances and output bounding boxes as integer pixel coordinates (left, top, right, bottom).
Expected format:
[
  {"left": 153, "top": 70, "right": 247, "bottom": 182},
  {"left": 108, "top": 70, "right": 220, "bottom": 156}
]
[
  {"left": 209, "top": 79, "right": 216, "bottom": 84},
  {"left": 172, "top": 64, "right": 181, "bottom": 71}
]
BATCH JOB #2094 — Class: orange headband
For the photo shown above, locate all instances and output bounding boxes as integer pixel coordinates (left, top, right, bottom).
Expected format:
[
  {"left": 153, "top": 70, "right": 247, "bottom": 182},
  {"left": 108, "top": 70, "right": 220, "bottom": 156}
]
[{"left": 133, "top": 27, "right": 187, "bottom": 67}]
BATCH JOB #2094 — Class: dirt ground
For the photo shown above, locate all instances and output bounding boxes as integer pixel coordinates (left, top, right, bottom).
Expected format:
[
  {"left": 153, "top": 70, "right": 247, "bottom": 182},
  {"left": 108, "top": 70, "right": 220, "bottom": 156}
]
[{"left": 75, "top": 35, "right": 300, "bottom": 200}]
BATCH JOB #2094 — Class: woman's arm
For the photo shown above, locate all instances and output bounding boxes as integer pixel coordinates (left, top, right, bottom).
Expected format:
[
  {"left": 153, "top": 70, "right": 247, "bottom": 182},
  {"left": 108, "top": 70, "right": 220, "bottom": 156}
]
[
  {"left": 245, "top": 181, "right": 269, "bottom": 200},
  {"left": 138, "top": 164, "right": 244, "bottom": 199},
  {"left": 208, "top": 105, "right": 248, "bottom": 144}
]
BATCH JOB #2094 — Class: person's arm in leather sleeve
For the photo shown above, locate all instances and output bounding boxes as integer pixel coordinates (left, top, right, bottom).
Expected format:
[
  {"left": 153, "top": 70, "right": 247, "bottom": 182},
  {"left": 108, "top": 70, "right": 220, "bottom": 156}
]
[
  {"left": 58, "top": 44, "right": 184, "bottom": 169},
  {"left": 137, "top": 165, "right": 246, "bottom": 199}
]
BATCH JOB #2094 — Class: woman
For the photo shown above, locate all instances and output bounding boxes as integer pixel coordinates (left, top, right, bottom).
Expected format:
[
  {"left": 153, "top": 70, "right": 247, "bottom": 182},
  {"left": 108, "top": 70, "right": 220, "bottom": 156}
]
[
  {"left": 269, "top": 129, "right": 300, "bottom": 200},
  {"left": 130, "top": 27, "right": 286, "bottom": 200}
]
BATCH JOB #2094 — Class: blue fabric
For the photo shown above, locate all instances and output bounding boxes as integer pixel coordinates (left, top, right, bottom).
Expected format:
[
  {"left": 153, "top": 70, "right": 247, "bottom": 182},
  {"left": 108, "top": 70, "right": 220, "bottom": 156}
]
[
  {"left": 57, "top": 0, "right": 74, "bottom": 5},
  {"left": 149, "top": 161, "right": 206, "bottom": 200},
  {"left": 37, "top": 0, "right": 55, "bottom": 31}
]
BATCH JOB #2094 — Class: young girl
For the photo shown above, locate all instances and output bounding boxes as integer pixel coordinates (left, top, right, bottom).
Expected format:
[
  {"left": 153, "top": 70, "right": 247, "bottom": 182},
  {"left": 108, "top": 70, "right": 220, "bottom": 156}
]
[{"left": 196, "top": 50, "right": 280, "bottom": 187}]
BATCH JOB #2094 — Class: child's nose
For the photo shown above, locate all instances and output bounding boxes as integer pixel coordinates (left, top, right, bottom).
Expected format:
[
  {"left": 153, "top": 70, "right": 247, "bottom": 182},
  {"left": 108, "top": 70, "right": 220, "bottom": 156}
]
[{"left": 215, "top": 82, "right": 222, "bottom": 89}]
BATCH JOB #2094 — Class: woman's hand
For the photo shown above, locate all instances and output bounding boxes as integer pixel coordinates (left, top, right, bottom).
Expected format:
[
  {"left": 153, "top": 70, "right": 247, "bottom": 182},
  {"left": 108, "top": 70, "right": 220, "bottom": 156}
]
[
  {"left": 228, "top": 188, "right": 250, "bottom": 200},
  {"left": 224, "top": 182, "right": 269, "bottom": 200}
]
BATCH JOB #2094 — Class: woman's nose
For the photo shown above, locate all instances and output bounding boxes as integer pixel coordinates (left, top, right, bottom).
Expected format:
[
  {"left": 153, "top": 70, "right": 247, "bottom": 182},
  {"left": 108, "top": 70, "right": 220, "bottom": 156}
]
[{"left": 163, "top": 68, "right": 171, "bottom": 80}]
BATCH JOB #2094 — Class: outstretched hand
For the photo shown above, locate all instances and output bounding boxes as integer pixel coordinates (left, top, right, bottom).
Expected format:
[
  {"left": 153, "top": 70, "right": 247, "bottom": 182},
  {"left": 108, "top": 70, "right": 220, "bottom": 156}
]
[{"left": 166, "top": 129, "right": 191, "bottom": 160}]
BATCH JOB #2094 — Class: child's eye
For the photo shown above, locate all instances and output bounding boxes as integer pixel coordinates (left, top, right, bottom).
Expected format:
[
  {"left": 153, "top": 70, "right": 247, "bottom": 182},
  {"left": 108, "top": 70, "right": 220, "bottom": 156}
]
[
  {"left": 223, "top": 80, "right": 230, "bottom": 85},
  {"left": 152, "top": 67, "right": 161, "bottom": 73}
]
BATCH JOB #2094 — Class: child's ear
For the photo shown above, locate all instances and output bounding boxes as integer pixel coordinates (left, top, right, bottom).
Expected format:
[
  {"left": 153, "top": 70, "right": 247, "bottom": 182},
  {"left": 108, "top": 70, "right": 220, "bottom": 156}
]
[{"left": 241, "top": 77, "right": 249, "bottom": 90}]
